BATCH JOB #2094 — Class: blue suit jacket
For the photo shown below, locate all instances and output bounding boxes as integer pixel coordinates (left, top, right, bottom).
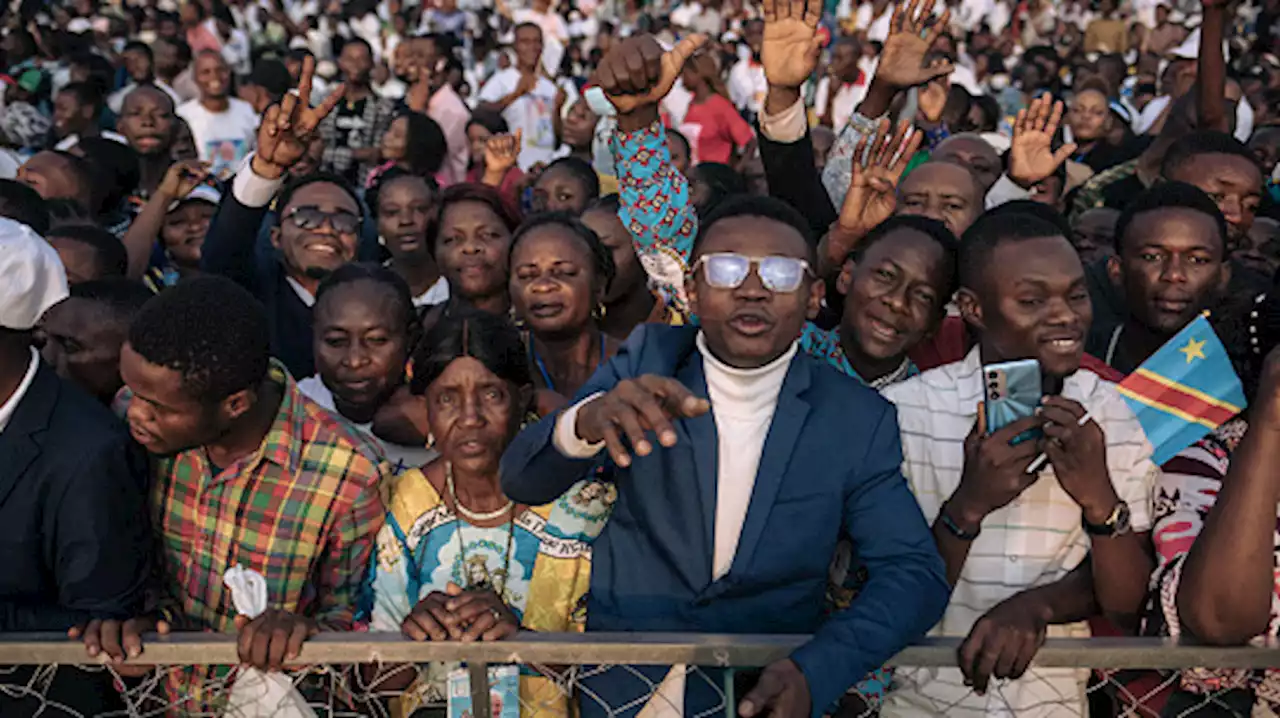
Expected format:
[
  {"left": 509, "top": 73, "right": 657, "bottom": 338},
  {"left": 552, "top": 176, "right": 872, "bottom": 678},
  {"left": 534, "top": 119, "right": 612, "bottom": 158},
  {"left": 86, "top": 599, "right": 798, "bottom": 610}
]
[{"left": 501, "top": 325, "right": 949, "bottom": 716}]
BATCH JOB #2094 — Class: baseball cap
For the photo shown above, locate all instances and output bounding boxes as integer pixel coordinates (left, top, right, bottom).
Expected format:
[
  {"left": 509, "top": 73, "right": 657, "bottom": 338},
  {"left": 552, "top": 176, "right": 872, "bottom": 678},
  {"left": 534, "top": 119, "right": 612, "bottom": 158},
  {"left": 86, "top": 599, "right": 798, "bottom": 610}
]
[{"left": 168, "top": 184, "right": 222, "bottom": 212}]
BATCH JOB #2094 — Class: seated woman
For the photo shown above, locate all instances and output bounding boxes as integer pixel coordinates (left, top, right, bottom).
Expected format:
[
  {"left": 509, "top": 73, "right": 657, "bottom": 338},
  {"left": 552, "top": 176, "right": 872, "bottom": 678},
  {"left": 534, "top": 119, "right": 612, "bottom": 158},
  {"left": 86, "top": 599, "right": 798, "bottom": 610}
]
[
  {"left": 361, "top": 309, "right": 614, "bottom": 716},
  {"left": 298, "top": 262, "right": 436, "bottom": 474},
  {"left": 432, "top": 183, "right": 521, "bottom": 318},
  {"left": 508, "top": 212, "right": 620, "bottom": 413},
  {"left": 368, "top": 168, "right": 449, "bottom": 308},
  {"left": 368, "top": 110, "right": 448, "bottom": 188}
]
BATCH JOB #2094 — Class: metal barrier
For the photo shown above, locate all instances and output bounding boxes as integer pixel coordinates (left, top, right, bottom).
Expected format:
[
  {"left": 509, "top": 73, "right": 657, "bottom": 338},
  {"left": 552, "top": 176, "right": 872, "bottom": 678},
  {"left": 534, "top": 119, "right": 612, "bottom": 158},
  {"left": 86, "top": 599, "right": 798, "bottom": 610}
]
[{"left": 1, "top": 633, "right": 1279, "bottom": 717}]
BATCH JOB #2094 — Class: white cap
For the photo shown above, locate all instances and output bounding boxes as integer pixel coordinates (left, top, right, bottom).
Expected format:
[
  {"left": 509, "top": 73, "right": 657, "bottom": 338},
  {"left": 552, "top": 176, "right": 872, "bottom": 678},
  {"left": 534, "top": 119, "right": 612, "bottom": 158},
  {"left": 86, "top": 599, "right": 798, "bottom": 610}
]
[
  {"left": 168, "top": 184, "right": 222, "bottom": 212},
  {"left": 0, "top": 218, "right": 69, "bottom": 331}
]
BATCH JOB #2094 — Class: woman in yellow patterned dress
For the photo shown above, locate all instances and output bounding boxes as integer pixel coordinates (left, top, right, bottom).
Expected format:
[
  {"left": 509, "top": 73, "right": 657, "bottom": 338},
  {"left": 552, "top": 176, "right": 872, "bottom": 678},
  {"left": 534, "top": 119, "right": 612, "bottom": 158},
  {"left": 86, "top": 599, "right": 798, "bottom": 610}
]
[{"left": 359, "top": 309, "right": 613, "bottom": 718}]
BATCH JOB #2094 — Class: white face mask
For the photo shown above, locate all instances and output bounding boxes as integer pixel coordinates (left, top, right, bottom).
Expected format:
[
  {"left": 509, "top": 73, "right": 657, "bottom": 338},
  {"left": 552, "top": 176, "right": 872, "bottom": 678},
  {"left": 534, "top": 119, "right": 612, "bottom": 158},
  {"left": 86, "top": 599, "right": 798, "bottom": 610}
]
[{"left": 988, "top": 73, "right": 1010, "bottom": 91}]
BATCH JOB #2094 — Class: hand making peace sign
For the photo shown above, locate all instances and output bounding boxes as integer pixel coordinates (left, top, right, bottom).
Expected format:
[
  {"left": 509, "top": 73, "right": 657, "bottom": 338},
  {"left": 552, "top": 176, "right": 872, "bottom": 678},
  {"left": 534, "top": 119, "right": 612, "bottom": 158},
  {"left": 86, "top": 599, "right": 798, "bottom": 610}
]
[{"left": 252, "top": 55, "right": 346, "bottom": 180}]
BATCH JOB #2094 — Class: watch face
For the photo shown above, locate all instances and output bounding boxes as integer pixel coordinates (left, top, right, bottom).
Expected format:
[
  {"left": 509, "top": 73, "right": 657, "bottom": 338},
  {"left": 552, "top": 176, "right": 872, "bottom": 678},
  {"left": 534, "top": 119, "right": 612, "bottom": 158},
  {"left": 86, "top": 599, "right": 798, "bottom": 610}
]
[{"left": 1115, "top": 502, "right": 1132, "bottom": 534}]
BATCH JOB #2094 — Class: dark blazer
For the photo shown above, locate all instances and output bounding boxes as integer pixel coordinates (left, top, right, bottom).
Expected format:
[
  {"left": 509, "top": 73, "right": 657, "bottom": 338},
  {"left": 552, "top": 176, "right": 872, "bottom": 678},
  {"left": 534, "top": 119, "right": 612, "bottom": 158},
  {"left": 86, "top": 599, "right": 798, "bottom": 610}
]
[
  {"left": 201, "top": 184, "right": 381, "bottom": 379},
  {"left": 501, "top": 325, "right": 949, "bottom": 717},
  {"left": 757, "top": 125, "right": 838, "bottom": 241},
  {"left": 0, "top": 361, "right": 150, "bottom": 715}
]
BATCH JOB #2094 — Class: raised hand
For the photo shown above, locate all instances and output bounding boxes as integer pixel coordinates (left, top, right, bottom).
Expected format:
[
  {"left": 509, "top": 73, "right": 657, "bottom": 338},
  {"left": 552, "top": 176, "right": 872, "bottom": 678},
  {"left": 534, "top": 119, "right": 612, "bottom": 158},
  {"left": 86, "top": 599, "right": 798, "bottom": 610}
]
[
  {"left": 157, "top": 159, "right": 212, "bottom": 200},
  {"left": 761, "top": 0, "right": 824, "bottom": 91},
  {"left": 575, "top": 375, "right": 711, "bottom": 468},
  {"left": 916, "top": 58, "right": 952, "bottom": 124},
  {"left": 874, "top": 0, "right": 954, "bottom": 90},
  {"left": 825, "top": 119, "right": 922, "bottom": 268},
  {"left": 593, "top": 33, "right": 708, "bottom": 116},
  {"left": 484, "top": 129, "right": 523, "bottom": 176},
  {"left": 253, "top": 55, "right": 345, "bottom": 179},
  {"left": 1007, "top": 94, "right": 1076, "bottom": 190}
]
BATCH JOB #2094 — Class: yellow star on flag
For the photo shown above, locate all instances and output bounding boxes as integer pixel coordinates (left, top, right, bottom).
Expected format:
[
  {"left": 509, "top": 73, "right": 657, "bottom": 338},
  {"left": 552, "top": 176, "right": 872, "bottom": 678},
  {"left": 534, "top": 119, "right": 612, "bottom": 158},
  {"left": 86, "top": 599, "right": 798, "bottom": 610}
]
[{"left": 1179, "top": 337, "right": 1207, "bottom": 364}]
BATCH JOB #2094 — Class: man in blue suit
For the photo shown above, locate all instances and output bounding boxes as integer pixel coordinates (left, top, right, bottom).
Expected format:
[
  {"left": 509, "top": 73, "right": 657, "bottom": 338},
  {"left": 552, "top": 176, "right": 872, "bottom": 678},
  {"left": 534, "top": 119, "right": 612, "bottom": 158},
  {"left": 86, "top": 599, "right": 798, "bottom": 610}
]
[{"left": 502, "top": 176, "right": 950, "bottom": 715}]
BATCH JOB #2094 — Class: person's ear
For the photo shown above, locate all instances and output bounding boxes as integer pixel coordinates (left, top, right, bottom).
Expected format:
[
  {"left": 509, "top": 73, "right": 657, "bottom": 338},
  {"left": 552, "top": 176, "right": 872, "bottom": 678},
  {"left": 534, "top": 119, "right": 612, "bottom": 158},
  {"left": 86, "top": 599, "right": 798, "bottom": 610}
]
[
  {"left": 1106, "top": 254, "right": 1123, "bottom": 288},
  {"left": 221, "top": 386, "right": 256, "bottom": 423},
  {"left": 955, "top": 287, "right": 985, "bottom": 333},
  {"left": 835, "top": 256, "right": 856, "bottom": 296},
  {"left": 806, "top": 275, "right": 825, "bottom": 322},
  {"left": 269, "top": 224, "right": 282, "bottom": 251}
]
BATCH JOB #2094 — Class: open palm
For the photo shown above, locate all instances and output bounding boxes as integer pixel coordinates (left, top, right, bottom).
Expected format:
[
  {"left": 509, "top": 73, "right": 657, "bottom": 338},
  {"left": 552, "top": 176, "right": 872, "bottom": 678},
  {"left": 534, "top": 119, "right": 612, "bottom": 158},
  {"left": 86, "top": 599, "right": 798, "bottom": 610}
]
[
  {"left": 836, "top": 119, "right": 922, "bottom": 246},
  {"left": 1007, "top": 94, "right": 1076, "bottom": 188},
  {"left": 876, "top": 0, "right": 953, "bottom": 89},
  {"left": 761, "top": 0, "right": 823, "bottom": 90}
]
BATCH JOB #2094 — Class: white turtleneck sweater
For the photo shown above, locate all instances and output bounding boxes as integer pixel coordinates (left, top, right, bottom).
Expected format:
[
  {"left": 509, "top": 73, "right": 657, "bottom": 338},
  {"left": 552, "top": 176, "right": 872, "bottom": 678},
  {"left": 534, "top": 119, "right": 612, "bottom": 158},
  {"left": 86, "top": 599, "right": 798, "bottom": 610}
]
[
  {"left": 554, "top": 331, "right": 797, "bottom": 578},
  {"left": 554, "top": 333, "right": 798, "bottom": 718}
]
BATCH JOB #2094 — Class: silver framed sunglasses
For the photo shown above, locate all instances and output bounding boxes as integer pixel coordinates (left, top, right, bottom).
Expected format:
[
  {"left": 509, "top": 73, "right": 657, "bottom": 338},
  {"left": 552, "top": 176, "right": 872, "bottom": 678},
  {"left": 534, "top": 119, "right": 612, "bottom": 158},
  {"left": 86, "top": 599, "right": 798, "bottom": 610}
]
[{"left": 691, "top": 253, "right": 815, "bottom": 293}]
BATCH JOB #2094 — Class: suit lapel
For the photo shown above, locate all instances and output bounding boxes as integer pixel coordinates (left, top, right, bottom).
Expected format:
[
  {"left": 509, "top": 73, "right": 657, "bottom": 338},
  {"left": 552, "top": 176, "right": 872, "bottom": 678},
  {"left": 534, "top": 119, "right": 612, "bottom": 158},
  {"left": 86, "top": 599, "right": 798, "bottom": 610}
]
[
  {"left": 676, "top": 356, "right": 718, "bottom": 575},
  {"left": 0, "top": 365, "right": 56, "bottom": 509},
  {"left": 727, "top": 355, "right": 811, "bottom": 579}
]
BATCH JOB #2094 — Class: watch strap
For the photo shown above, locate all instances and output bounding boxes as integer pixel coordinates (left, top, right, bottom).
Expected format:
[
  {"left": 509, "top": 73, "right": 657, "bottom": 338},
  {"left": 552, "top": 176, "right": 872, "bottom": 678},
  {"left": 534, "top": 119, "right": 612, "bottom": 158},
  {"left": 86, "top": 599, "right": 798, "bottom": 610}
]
[{"left": 939, "top": 502, "right": 981, "bottom": 541}]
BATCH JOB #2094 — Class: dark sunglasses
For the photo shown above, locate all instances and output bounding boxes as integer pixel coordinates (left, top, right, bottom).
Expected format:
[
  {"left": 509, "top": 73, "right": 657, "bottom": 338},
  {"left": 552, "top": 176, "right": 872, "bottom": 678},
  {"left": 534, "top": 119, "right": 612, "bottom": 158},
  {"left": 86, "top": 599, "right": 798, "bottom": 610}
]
[
  {"left": 284, "top": 206, "right": 361, "bottom": 235},
  {"left": 692, "top": 253, "right": 814, "bottom": 293}
]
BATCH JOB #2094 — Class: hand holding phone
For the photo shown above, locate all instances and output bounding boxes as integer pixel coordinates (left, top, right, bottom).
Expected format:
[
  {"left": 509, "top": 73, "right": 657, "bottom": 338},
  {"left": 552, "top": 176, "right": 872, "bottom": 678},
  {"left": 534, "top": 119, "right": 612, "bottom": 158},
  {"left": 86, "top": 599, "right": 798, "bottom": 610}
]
[{"left": 983, "top": 359, "right": 1044, "bottom": 445}]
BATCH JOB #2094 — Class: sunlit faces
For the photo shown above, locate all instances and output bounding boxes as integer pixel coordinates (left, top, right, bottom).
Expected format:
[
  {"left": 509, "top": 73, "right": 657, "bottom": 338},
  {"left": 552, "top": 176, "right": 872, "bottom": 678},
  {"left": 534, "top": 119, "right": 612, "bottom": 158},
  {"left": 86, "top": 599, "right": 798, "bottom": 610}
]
[
  {"left": 510, "top": 223, "right": 603, "bottom": 338},
  {"left": 271, "top": 183, "right": 362, "bottom": 280},
  {"left": 931, "top": 136, "right": 1000, "bottom": 194},
  {"left": 1109, "top": 206, "right": 1229, "bottom": 335},
  {"left": 119, "top": 343, "right": 235, "bottom": 456},
  {"left": 425, "top": 356, "right": 523, "bottom": 476},
  {"left": 118, "top": 86, "right": 176, "bottom": 156},
  {"left": 897, "top": 161, "right": 982, "bottom": 236},
  {"left": 960, "top": 235, "right": 1092, "bottom": 379},
  {"left": 193, "top": 51, "right": 231, "bottom": 100},
  {"left": 687, "top": 215, "right": 822, "bottom": 369},
  {"left": 314, "top": 279, "right": 411, "bottom": 424},
  {"left": 376, "top": 175, "right": 436, "bottom": 261},
  {"left": 532, "top": 164, "right": 593, "bottom": 215},
  {"left": 162, "top": 200, "right": 215, "bottom": 269},
  {"left": 1067, "top": 89, "right": 1111, "bottom": 143},
  {"left": 1165, "top": 152, "right": 1264, "bottom": 247},
  {"left": 435, "top": 199, "right": 512, "bottom": 303}
]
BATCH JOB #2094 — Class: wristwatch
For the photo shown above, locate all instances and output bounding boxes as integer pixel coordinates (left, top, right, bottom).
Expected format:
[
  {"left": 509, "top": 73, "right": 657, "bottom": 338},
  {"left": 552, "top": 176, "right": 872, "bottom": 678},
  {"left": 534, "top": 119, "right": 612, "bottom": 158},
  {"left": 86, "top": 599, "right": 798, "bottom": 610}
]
[{"left": 1082, "top": 501, "right": 1132, "bottom": 538}]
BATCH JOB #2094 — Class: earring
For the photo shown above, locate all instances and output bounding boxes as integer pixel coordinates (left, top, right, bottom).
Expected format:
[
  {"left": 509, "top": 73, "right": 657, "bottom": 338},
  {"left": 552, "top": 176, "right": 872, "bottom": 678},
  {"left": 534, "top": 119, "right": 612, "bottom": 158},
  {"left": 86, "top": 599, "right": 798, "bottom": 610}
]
[{"left": 592, "top": 303, "right": 607, "bottom": 321}]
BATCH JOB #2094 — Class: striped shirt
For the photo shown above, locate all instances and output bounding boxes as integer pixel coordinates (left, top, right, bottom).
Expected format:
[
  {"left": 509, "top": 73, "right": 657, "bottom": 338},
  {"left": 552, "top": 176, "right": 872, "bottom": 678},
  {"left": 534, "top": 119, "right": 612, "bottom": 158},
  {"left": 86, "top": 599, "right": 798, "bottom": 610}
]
[
  {"left": 880, "top": 348, "right": 1158, "bottom": 718},
  {"left": 146, "top": 362, "right": 388, "bottom": 711}
]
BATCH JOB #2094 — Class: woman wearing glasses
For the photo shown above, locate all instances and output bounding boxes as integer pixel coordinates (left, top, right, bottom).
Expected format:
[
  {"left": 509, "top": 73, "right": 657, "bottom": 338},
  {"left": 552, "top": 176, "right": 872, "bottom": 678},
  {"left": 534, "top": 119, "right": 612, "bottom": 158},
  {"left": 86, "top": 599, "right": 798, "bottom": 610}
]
[
  {"left": 508, "top": 212, "right": 620, "bottom": 413},
  {"left": 361, "top": 310, "right": 613, "bottom": 717}
]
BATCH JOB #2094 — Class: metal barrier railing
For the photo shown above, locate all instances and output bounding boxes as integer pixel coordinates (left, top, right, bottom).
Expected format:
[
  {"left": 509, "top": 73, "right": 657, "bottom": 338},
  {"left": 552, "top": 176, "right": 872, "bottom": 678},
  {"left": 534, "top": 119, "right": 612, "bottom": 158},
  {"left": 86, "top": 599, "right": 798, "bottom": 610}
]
[{"left": 3, "top": 633, "right": 1280, "bottom": 717}]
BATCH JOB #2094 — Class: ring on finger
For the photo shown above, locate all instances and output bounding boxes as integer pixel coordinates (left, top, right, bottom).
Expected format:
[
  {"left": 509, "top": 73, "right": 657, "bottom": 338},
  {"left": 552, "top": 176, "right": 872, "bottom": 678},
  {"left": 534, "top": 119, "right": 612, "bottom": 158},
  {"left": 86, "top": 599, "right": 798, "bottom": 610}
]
[{"left": 490, "top": 608, "right": 503, "bottom": 623}]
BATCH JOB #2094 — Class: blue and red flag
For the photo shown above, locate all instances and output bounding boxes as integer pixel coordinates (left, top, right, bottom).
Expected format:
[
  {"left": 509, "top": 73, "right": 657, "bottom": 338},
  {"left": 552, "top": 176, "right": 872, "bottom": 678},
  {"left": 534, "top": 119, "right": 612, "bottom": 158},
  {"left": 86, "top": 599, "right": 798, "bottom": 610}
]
[{"left": 1116, "top": 315, "right": 1246, "bottom": 465}]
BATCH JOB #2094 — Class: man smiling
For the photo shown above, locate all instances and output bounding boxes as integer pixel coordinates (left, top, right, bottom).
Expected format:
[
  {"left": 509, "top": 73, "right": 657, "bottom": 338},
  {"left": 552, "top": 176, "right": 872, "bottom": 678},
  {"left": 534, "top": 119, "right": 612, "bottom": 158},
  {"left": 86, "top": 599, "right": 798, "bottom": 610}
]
[{"left": 881, "top": 211, "right": 1157, "bottom": 717}]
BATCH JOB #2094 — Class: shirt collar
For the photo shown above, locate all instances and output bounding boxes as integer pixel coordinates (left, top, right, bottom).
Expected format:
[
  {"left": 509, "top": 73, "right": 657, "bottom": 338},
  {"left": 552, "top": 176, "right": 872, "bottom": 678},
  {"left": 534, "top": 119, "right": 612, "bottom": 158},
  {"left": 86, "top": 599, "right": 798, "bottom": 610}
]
[
  {"left": 253, "top": 360, "right": 308, "bottom": 474},
  {"left": 285, "top": 276, "right": 316, "bottom": 307},
  {"left": 0, "top": 349, "right": 41, "bottom": 434}
]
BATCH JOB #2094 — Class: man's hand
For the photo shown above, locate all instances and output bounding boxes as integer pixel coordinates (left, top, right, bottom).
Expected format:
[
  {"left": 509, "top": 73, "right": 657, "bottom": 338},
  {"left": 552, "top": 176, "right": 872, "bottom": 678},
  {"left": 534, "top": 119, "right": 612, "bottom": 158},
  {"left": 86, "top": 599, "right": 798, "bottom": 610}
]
[
  {"left": 761, "top": 0, "right": 823, "bottom": 91},
  {"left": 1006, "top": 94, "right": 1076, "bottom": 190},
  {"left": 1040, "top": 396, "right": 1117, "bottom": 522},
  {"left": 826, "top": 119, "right": 922, "bottom": 266},
  {"left": 405, "top": 57, "right": 443, "bottom": 112},
  {"left": 253, "top": 55, "right": 345, "bottom": 180},
  {"left": 69, "top": 616, "right": 171, "bottom": 678},
  {"left": 514, "top": 71, "right": 539, "bottom": 99},
  {"left": 575, "top": 375, "right": 711, "bottom": 467},
  {"left": 948, "top": 406, "right": 1044, "bottom": 528},
  {"left": 484, "top": 130, "right": 523, "bottom": 176},
  {"left": 157, "top": 159, "right": 211, "bottom": 200},
  {"left": 234, "top": 609, "right": 319, "bottom": 672},
  {"left": 592, "top": 33, "right": 708, "bottom": 117},
  {"left": 916, "top": 58, "right": 952, "bottom": 124},
  {"left": 874, "top": 0, "right": 954, "bottom": 90},
  {"left": 958, "top": 592, "right": 1051, "bottom": 694},
  {"left": 443, "top": 583, "right": 521, "bottom": 642},
  {"left": 739, "top": 659, "right": 812, "bottom": 718}
]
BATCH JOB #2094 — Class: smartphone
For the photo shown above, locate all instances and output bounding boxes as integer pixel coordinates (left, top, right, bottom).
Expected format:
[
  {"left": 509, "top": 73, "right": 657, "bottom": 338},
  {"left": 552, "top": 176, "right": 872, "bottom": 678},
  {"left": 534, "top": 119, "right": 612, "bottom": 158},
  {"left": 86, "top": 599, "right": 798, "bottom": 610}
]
[{"left": 983, "top": 358, "right": 1043, "bottom": 445}]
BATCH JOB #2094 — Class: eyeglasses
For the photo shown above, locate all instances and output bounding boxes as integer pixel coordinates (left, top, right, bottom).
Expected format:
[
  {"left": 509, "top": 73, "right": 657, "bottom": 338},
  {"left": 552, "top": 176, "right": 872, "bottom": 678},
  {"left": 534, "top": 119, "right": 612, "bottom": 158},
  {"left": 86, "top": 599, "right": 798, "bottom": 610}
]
[
  {"left": 692, "top": 253, "right": 814, "bottom": 293},
  {"left": 284, "top": 206, "right": 361, "bottom": 235}
]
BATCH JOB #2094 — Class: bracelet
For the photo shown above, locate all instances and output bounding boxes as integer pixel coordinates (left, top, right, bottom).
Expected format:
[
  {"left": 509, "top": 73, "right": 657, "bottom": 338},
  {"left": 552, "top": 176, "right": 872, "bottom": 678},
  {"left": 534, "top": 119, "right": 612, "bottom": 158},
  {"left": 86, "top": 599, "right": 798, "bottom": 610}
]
[{"left": 939, "top": 502, "right": 981, "bottom": 541}]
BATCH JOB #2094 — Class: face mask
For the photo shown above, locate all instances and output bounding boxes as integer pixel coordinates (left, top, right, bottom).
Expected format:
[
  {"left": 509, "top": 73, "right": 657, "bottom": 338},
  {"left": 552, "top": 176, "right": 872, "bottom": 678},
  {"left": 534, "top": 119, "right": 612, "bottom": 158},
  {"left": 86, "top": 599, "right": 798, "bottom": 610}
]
[{"left": 988, "top": 73, "right": 1010, "bottom": 90}]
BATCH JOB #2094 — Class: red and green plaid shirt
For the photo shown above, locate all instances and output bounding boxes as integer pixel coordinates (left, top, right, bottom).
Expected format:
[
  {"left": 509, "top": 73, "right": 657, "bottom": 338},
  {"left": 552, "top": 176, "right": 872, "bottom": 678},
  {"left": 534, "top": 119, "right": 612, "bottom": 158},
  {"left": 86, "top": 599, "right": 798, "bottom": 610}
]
[{"left": 141, "top": 362, "right": 388, "bottom": 711}]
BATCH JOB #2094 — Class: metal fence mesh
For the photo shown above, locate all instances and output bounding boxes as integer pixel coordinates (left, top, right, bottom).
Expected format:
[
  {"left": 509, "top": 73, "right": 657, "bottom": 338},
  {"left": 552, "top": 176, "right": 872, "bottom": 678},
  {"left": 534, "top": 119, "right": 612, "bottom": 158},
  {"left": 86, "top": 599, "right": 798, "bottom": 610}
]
[{"left": 0, "top": 635, "right": 1275, "bottom": 717}]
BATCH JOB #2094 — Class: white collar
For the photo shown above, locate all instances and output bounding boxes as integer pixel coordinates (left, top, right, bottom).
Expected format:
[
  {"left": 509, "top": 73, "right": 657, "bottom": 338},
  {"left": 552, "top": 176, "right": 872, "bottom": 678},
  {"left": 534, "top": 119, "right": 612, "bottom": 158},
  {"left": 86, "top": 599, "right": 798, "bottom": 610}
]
[
  {"left": 0, "top": 349, "right": 42, "bottom": 434},
  {"left": 696, "top": 331, "right": 797, "bottom": 416},
  {"left": 286, "top": 276, "right": 316, "bottom": 307}
]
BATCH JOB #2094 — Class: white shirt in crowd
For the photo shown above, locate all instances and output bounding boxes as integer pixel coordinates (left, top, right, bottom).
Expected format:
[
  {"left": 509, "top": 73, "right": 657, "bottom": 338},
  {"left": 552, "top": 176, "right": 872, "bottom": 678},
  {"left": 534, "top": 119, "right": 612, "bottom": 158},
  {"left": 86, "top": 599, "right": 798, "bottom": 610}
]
[
  {"left": 298, "top": 375, "right": 438, "bottom": 476},
  {"left": 54, "top": 130, "right": 128, "bottom": 152},
  {"left": 478, "top": 68, "right": 571, "bottom": 170},
  {"left": 554, "top": 332, "right": 797, "bottom": 718},
  {"left": 814, "top": 76, "right": 867, "bottom": 131},
  {"left": 727, "top": 59, "right": 767, "bottom": 116},
  {"left": 879, "top": 348, "right": 1158, "bottom": 718},
  {"left": 177, "top": 97, "right": 260, "bottom": 178},
  {"left": 411, "top": 276, "right": 451, "bottom": 308}
]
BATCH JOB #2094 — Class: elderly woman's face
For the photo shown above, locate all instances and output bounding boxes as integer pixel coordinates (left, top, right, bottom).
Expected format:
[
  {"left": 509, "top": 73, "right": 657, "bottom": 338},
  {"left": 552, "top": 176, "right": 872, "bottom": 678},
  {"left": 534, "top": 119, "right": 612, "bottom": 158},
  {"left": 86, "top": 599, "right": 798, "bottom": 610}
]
[{"left": 425, "top": 356, "right": 523, "bottom": 475}]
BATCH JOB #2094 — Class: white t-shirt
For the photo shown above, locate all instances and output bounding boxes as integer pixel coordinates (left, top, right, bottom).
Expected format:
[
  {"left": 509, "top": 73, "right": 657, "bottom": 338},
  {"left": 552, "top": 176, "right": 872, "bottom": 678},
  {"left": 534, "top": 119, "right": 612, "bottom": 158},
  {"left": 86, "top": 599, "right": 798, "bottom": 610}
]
[
  {"left": 177, "top": 97, "right": 260, "bottom": 179},
  {"left": 478, "top": 68, "right": 566, "bottom": 170},
  {"left": 298, "top": 375, "right": 438, "bottom": 476}
]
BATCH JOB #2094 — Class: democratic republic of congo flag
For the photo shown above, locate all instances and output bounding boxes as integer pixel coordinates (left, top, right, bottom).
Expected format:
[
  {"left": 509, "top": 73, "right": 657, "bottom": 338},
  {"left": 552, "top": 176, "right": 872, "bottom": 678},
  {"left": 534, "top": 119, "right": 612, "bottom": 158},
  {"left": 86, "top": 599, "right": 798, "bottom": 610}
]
[{"left": 1116, "top": 315, "right": 1246, "bottom": 465}]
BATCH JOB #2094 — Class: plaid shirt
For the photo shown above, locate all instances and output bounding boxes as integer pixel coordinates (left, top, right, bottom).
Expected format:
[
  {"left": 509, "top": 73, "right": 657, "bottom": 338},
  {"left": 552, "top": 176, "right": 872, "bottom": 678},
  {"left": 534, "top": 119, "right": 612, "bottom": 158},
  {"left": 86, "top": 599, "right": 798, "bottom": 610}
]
[
  {"left": 318, "top": 93, "right": 397, "bottom": 185},
  {"left": 140, "top": 363, "right": 388, "bottom": 711}
]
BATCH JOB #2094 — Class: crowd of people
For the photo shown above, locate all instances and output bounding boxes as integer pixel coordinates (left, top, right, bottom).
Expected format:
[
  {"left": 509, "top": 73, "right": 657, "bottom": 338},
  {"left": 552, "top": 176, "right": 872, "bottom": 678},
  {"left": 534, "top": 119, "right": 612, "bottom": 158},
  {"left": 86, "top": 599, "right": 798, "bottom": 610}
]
[{"left": 2, "top": 0, "right": 1280, "bottom": 715}]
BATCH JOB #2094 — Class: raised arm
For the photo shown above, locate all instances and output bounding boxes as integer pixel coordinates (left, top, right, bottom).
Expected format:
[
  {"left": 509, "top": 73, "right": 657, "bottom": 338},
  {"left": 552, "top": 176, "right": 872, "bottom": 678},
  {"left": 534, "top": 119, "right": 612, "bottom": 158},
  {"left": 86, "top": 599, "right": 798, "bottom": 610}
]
[
  {"left": 1197, "top": 0, "right": 1229, "bottom": 133},
  {"left": 595, "top": 34, "right": 706, "bottom": 318},
  {"left": 123, "top": 160, "right": 210, "bottom": 279}
]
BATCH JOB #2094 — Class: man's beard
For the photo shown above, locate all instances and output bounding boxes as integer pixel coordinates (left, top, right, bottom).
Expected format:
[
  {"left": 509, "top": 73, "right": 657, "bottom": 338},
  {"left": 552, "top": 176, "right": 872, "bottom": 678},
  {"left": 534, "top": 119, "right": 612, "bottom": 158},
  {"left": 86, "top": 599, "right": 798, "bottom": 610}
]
[{"left": 303, "top": 265, "right": 334, "bottom": 281}]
